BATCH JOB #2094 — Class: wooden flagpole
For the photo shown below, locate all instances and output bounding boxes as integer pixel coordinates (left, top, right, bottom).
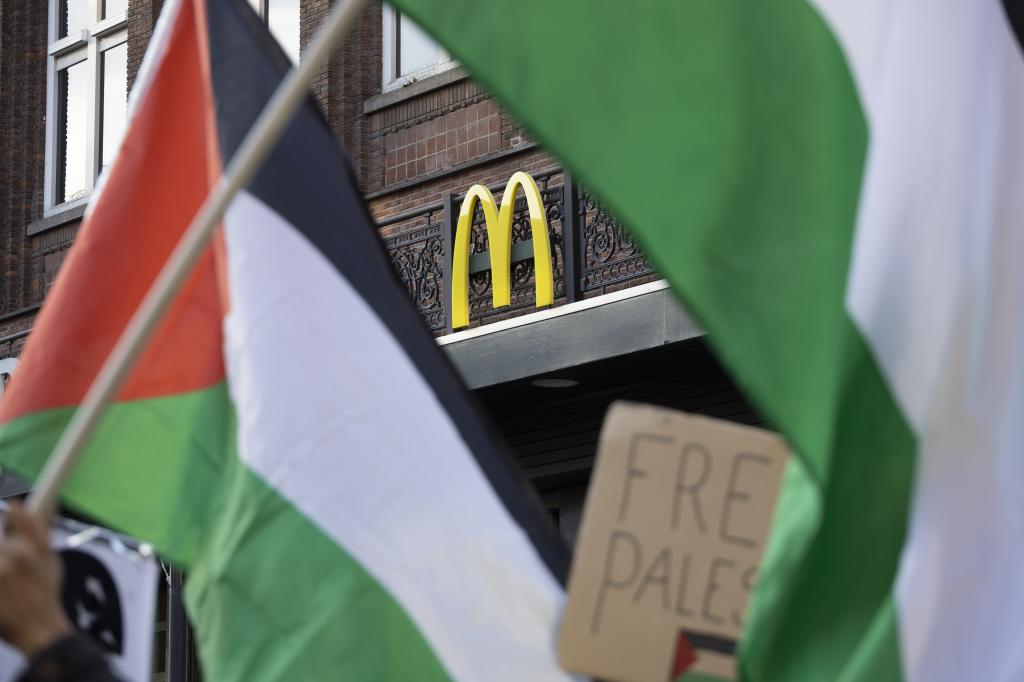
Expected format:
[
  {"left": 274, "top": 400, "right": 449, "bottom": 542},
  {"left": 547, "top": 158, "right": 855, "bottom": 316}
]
[{"left": 27, "top": 0, "right": 369, "bottom": 518}]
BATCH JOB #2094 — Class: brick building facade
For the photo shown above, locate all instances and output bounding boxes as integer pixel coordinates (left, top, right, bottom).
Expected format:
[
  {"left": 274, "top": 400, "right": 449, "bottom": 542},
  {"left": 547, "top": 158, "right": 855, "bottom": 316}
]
[
  {"left": 0, "top": 1, "right": 755, "bottom": 678},
  {"left": 0, "top": 0, "right": 660, "bottom": 350}
]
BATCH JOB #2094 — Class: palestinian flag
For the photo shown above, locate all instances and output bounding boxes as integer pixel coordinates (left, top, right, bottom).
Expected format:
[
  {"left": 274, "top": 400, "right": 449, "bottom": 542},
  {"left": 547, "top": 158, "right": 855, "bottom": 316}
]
[
  {"left": 390, "top": 0, "right": 1024, "bottom": 680},
  {"left": 0, "top": 0, "right": 574, "bottom": 679}
]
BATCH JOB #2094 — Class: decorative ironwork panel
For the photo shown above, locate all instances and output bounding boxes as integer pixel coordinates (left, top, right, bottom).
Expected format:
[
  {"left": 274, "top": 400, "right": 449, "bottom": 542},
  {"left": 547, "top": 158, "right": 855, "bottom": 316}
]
[
  {"left": 380, "top": 169, "right": 657, "bottom": 336},
  {"left": 466, "top": 170, "right": 565, "bottom": 325},
  {"left": 579, "top": 190, "right": 655, "bottom": 291},
  {"left": 383, "top": 208, "right": 447, "bottom": 333}
]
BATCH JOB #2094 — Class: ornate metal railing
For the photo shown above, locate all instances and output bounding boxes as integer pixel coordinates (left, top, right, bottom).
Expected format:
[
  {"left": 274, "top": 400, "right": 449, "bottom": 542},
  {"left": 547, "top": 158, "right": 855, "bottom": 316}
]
[
  {"left": 579, "top": 188, "right": 653, "bottom": 290},
  {"left": 379, "top": 167, "right": 656, "bottom": 335},
  {"left": 381, "top": 205, "right": 447, "bottom": 333}
]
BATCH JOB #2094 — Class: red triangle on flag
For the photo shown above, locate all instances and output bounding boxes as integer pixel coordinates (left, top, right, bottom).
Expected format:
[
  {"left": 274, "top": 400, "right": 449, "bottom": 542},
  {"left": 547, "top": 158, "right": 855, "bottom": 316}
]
[{"left": 670, "top": 631, "right": 697, "bottom": 679}]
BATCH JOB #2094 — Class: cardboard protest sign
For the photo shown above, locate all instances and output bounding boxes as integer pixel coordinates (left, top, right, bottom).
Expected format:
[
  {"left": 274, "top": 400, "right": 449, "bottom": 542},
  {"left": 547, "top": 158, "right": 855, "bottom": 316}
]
[
  {"left": 558, "top": 402, "right": 789, "bottom": 682},
  {"left": 0, "top": 512, "right": 158, "bottom": 681}
]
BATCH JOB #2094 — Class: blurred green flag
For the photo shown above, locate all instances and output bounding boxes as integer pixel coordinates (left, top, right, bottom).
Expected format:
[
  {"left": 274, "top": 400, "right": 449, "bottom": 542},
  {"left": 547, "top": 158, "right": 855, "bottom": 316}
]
[{"left": 391, "top": 2, "right": 1024, "bottom": 681}]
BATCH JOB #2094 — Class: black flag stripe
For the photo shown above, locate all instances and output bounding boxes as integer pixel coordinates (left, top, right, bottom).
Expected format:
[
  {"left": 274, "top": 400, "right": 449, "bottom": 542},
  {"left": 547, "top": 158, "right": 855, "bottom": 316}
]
[{"left": 1003, "top": 1, "right": 1024, "bottom": 54}]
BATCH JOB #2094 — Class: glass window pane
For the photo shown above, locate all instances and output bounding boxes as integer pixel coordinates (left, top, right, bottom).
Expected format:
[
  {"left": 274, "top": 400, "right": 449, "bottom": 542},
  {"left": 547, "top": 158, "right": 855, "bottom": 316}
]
[
  {"left": 60, "top": 0, "right": 90, "bottom": 38},
  {"left": 398, "top": 13, "right": 439, "bottom": 77},
  {"left": 268, "top": 0, "right": 300, "bottom": 64},
  {"left": 57, "top": 60, "right": 89, "bottom": 204},
  {"left": 100, "top": 42, "right": 129, "bottom": 173},
  {"left": 104, "top": 0, "right": 128, "bottom": 19}
]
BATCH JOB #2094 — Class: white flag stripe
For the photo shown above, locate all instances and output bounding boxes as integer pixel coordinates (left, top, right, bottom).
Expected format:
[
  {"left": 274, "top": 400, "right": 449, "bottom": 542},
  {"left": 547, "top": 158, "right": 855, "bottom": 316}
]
[
  {"left": 815, "top": 1, "right": 1024, "bottom": 679},
  {"left": 221, "top": 191, "right": 575, "bottom": 682}
]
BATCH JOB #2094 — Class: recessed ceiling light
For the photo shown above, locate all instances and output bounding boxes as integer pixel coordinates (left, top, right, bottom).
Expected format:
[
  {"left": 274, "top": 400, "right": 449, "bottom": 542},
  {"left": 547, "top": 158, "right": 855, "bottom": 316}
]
[{"left": 531, "top": 378, "right": 579, "bottom": 389}]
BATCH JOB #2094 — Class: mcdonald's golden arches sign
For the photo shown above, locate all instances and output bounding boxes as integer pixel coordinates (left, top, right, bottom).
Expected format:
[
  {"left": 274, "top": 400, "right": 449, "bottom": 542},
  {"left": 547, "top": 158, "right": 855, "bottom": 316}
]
[{"left": 451, "top": 172, "right": 554, "bottom": 329}]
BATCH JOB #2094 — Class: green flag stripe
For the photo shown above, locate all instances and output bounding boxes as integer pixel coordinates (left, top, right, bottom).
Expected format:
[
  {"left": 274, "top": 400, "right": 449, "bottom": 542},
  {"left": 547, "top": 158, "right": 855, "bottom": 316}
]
[
  {"left": 186, "top": 454, "right": 452, "bottom": 681},
  {"left": 0, "top": 387, "right": 452, "bottom": 680},
  {"left": 741, "top": 332, "right": 912, "bottom": 680},
  {"left": 0, "top": 385, "right": 231, "bottom": 565},
  {"left": 390, "top": 1, "right": 916, "bottom": 678},
  {"left": 679, "top": 673, "right": 731, "bottom": 682}
]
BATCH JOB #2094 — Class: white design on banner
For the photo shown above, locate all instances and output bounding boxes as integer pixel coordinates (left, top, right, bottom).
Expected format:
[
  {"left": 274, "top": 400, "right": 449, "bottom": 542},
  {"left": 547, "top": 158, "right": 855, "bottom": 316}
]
[{"left": 0, "top": 513, "right": 158, "bottom": 681}]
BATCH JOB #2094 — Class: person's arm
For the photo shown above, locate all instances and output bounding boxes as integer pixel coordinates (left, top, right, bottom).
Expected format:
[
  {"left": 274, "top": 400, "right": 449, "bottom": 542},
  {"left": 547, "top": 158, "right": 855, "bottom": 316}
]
[
  {"left": 0, "top": 503, "right": 123, "bottom": 682},
  {"left": 16, "top": 631, "right": 123, "bottom": 682}
]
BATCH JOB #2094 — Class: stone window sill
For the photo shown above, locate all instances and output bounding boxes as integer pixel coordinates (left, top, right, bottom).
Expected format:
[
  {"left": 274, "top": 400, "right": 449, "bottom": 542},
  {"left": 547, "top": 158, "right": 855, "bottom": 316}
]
[
  {"left": 363, "top": 67, "right": 468, "bottom": 115},
  {"left": 27, "top": 203, "right": 87, "bottom": 237}
]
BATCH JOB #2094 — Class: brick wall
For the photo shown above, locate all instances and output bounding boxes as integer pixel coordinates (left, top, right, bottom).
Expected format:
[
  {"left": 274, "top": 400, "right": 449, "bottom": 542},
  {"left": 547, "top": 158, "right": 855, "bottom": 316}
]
[
  {"left": 365, "top": 76, "right": 536, "bottom": 196},
  {"left": 370, "top": 147, "right": 556, "bottom": 225},
  {"left": 33, "top": 223, "right": 78, "bottom": 297},
  {"left": 306, "top": 0, "right": 381, "bottom": 188},
  {"left": 381, "top": 98, "right": 501, "bottom": 187},
  {"left": 0, "top": 0, "right": 654, "bottom": 352},
  {"left": 127, "top": 0, "right": 163, "bottom": 92},
  {"left": 305, "top": 0, "right": 331, "bottom": 118},
  {"left": 0, "top": 0, "right": 47, "bottom": 316},
  {"left": 0, "top": 311, "right": 33, "bottom": 358}
]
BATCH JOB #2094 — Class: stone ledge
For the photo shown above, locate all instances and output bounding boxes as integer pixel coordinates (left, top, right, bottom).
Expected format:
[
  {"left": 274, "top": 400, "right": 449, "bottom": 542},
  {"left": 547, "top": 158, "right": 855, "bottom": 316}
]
[
  {"left": 27, "top": 203, "right": 87, "bottom": 237},
  {"left": 363, "top": 66, "right": 468, "bottom": 114},
  {"left": 439, "top": 282, "right": 704, "bottom": 389}
]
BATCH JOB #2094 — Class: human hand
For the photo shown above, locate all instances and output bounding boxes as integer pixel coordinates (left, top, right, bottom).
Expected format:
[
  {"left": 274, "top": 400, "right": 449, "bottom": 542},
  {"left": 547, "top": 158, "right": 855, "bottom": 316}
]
[{"left": 0, "top": 503, "right": 72, "bottom": 657}]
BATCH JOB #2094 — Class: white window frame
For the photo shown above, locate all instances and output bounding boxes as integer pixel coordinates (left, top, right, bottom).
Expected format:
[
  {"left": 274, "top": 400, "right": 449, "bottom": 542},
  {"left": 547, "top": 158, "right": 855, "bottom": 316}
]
[
  {"left": 44, "top": 0, "right": 128, "bottom": 216},
  {"left": 248, "top": 0, "right": 300, "bottom": 64},
  {"left": 381, "top": 4, "right": 455, "bottom": 92}
]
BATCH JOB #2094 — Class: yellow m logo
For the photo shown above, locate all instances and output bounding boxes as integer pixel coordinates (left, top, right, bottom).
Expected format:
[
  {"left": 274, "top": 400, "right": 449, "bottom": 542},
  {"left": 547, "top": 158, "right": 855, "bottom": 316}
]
[{"left": 451, "top": 172, "right": 554, "bottom": 329}]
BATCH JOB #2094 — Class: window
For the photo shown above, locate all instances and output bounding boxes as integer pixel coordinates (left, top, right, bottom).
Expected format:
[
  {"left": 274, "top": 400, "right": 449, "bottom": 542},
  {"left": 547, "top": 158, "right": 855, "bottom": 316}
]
[
  {"left": 45, "top": 0, "right": 128, "bottom": 212},
  {"left": 382, "top": 4, "right": 455, "bottom": 91},
  {"left": 248, "top": 0, "right": 301, "bottom": 64}
]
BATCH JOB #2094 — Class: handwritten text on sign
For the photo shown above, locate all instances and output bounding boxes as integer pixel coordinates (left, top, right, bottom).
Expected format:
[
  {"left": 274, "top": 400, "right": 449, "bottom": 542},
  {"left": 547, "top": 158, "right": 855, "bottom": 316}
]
[{"left": 559, "top": 403, "right": 789, "bottom": 682}]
